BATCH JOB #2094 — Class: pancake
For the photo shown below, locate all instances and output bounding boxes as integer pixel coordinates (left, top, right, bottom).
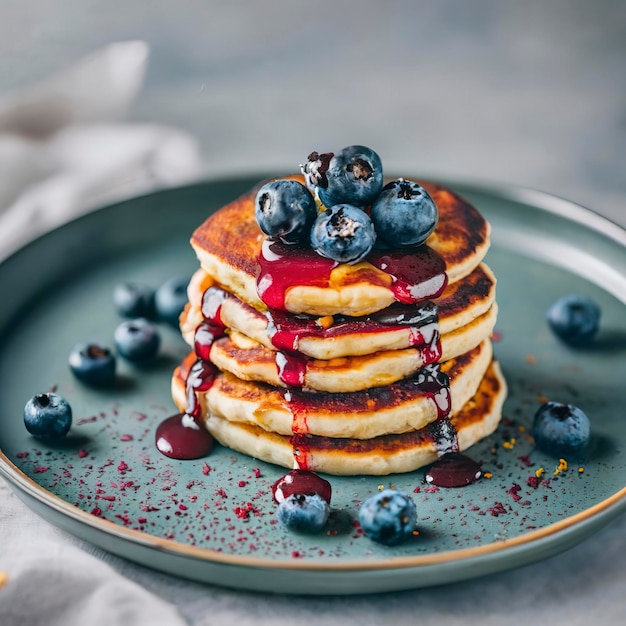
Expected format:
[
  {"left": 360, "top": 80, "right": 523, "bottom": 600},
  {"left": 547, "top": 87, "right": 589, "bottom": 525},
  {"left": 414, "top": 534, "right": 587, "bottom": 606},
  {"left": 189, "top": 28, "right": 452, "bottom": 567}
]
[
  {"left": 171, "top": 340, "right": 493, "bottom": 441},
  {"left": 193, "top": 360, "right": 506, "bottom": 476},
  {"left": 202, "top": 302, "right": 496, "bottom": 393},
  {"left": 182, "top": 263, "right": 497, "bottom": 361},
  {"left": 190, "top": 176, "right": 490, "bottom": 317}
]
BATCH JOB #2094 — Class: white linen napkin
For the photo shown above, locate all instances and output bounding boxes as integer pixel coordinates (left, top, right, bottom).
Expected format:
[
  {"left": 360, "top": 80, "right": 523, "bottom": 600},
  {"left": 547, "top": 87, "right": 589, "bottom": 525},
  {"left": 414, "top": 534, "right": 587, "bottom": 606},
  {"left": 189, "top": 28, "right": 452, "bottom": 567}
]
[
  {"left": 0, "top": 41, "right": 200, "bottom": 625},
  {"left": 0, "top": 40, "right": 202, "bottom": 258}
]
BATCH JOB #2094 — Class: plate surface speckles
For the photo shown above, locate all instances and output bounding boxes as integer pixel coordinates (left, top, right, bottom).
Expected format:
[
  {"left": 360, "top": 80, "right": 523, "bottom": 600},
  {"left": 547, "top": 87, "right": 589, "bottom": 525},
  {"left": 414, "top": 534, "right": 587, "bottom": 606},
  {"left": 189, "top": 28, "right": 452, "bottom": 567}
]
[{"left": 0, "top": 176, "right": 625, "bottom": 594}]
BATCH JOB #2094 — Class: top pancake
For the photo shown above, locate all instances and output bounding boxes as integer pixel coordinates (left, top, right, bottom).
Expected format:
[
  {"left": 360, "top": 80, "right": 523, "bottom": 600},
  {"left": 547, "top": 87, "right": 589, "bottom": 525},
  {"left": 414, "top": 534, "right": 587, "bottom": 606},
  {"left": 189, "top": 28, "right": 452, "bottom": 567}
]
[{"left": 191, "top": 176, "right": 490, "bottom": 317}]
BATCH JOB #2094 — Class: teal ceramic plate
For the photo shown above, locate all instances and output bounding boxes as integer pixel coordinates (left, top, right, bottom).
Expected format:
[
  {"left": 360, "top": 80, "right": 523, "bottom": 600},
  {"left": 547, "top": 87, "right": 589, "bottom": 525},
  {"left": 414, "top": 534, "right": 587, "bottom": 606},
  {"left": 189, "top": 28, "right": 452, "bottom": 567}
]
[{"left": 0, "top": 176, "right": 625, "bottom": 595}]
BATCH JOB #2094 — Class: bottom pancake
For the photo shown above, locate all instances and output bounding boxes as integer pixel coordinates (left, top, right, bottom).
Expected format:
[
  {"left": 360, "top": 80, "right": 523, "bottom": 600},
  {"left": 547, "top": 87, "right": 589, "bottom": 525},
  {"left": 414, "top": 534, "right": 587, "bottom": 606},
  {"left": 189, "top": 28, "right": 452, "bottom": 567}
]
[{"left": 202, "top": 360, "right": 506, "bottom": 475}]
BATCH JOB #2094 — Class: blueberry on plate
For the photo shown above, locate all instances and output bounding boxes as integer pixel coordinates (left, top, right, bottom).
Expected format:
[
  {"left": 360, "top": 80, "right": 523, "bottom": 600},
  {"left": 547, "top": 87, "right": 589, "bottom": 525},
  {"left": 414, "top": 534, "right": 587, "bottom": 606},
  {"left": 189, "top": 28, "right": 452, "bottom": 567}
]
[
  {"left": 532, "top": 401, "right": 591, "bottom": 456},
  {"left": 311, "top": 204, "right": 376, "bottom": 264},
  {"left": 155, "top": 275, "right": 191, "bottom": 326},
  {"left": 68, "top": 342, "right": 116, "bottom": 386},
  {"left": 370, "top": 179, "right": 438, "bottom": 248},
  {"left": 24, "top": 393, "right": 72, "bottom": 440},
  {"left": 546, "top": 295, "right": 601, "bottom": 345},
  {"left": 254, "top": 179, "right": 317, "bottom": 244},
  {"left": 112, "top": 282, "right": 155, "bottom": 318},
  {"left": 358, "top": 489, "right": 417, "bottom": 546},
  {"left": 310, "top": 145, "right": 383, "bottom": 208},
  {"left": 276, "top": 493, "right": 329, "bottom": 533},
  {"left": 114, "top": 318, "right": 161, "bottom": 363}
]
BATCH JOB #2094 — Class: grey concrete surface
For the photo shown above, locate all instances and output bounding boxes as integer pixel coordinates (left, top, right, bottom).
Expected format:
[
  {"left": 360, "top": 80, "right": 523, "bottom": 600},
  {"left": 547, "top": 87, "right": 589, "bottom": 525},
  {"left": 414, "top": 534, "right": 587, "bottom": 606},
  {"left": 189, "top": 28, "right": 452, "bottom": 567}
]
[{"left": 0, "top": 1, "right": 625, "bottom": 624}]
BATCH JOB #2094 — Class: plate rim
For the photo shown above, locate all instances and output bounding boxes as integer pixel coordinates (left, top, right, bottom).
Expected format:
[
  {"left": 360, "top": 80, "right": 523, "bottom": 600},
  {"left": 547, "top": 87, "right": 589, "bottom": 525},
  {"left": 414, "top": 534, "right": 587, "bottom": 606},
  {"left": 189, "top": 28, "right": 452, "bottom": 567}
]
[{"left": 0, "top": 174, "right": 625, "bottom": 576}]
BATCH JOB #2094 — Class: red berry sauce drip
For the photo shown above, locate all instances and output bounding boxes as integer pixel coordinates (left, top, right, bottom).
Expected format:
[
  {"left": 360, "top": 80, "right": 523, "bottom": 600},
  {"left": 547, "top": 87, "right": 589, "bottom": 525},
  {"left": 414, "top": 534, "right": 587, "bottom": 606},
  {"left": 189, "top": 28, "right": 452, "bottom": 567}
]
[
  {"left": 427, "top": 417, "right": 459, "bottom": 456},
  {"left": 155, "top": 413, "right": 214, "bottom": 460},
  {"left": 290, "top": 434, "right": 313, "bottom": 471},
  {"left": 276, "top": 351, "right": 309, "bottom": 387},
  {"left": 257, "top": 239, "right": 337, "bottom": 310},
  {"left": 156, "top": 283, "right": 229, "bottom": 461},
  {"left": 201, "top": 286, "right": 227, "bottom": 326},
  {"left": 271, "top": 469, "right": 332, "bottom": 504},
  {"left": 368, "top": 246, "right": 448, "bottom": 304},
  {"left": 257, "top": 239, "right": 448, "bottom": 311},
  {"left": 185, "top": 359, "right": 217, "bottom": 419},
  {"left": 415, "top": 364, "right": 451, "bottom": 421},
  {"left": 194, "top": 321, "right": 224, "bottom": 361},
  {"left": 425, "top": 452, "right": 483, "bottom": 487},
  {"left": 265, "top": 300, "right": 440, "bottom": 356}
]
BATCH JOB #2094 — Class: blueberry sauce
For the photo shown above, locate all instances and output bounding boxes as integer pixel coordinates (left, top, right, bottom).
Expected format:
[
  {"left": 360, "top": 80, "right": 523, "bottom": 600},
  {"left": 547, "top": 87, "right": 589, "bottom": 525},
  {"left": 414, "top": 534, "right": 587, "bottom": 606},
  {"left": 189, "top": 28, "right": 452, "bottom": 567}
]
[
  {"left": 424, "top": 452, "right": 483, "bottom": 487},
  {"left": 201, "top": 286, "right": 227, "bottom": 325},
  {"left": 415, "top": 365, "right": 452, "bottom": 421},
  {"left": 284, "top": 363, "right": 452, "bottom": 470},
  {"left": 156, "top": 287, "right": 227, "bottom": 460},
  {"left": 275, "top": 351, "right": 309, "bottom": 387},
  {"left": 265, "top": 300, "right": 440, "bottom": 353},
  {"left": 155, "top": 412, "right": 214, "bottom": 460},
  {"left": 367, "top": 247, "right": 448, "bottom": 304},
  {"left": 256, "top": 238, "right": 448, "bottom": 311},
  {"left": 271, "top": 469, "right": 332, "bottom": 504},
  {"left": 257, "top": 239, "right": 338, "bottom": 310},
  {"left": 194, "top": 321, "right": 224, "bottom": 361}
]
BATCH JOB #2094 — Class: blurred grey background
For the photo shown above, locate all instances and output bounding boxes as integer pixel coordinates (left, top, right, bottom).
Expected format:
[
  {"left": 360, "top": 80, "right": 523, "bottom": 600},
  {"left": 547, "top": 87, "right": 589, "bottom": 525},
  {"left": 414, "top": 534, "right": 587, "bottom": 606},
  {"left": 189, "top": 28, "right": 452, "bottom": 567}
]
[{"left": 0, "top": 0, "right": 624, "bottom": 224}]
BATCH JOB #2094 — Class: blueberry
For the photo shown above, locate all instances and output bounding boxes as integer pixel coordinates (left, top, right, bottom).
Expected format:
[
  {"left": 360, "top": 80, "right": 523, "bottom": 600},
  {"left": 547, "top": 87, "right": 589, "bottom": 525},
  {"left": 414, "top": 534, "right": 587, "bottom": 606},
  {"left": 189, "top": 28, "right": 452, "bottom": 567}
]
[
  {"left": 155, "top": 275, "right": 191, "bottom": 326},
  {"left": 114, "top": 318, "right": 160, "bottom": 363},
  {"left": 254, "top": 179, "right": 317, "bottom": 244},
  {"left": 304, "top": 146, "right": 383, "bottom": 208},
  {"left": 311, "top": 204, "right": 376, "bottom": 264},
  {"left": 532, "top": 401, "right": 591, "bottom": 456},
  {"left": 113, "top": 282, "right": 155, "bottom": 318},
  {"left": 370, "top": 179, "right": 438, "bottom": 248},
  {"left": 68, "top": 342, "right": 116, "bottom": 386},
  {"left": 276, "top": 493, "right": 329, "bottom": 533},
  {"left": 546, "top": 295, "right": 601, "bottom": 345},
  {"left": 24, "top": 393, "right": 72, "bottom": 440},
  {"left": 358, "top": 489, "right": 417, "bottom": 546}
]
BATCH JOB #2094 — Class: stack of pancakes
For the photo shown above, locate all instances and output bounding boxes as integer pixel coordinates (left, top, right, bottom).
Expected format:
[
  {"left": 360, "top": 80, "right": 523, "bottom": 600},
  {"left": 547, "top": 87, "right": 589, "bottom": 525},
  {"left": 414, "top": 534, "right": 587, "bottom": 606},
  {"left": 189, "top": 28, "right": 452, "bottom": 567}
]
[{"left": 171, "top": 177, "right": 507, "bottom": 475}]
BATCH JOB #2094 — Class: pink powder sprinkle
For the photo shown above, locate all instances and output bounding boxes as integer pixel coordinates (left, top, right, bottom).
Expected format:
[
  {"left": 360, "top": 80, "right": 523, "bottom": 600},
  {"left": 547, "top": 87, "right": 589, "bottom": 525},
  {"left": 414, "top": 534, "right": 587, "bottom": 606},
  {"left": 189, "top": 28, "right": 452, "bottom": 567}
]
[
  {"left": 413, "top": 486, "right": 421, "bottom": 493},
  {"left": 98, "top": 495, "right": 116, "bottom": 502},
  {"left": 238, "top": 480, "right": 247, "bottom": 488},
  {"left": 179, "top": 504, "right": 188, "bottom": 511},
  {"left": 120, "top": 434, "right": 134, "bottom": 442},
  {"left": 291, "top": 551, "right": 303, "bottom": 558},
  {"left": 117, "top": 461, "right": 129, "bottom": 473},
  {"left": 138, "top": 517, "right": 147, "bottom": 524},
  {"left": 90, "top": 507, "right": 102, "bottom": 516},
  {"left": 488, "top": 502, "right": 507, "bottom": 517},
  {"left": 507, "top": 483, "right": 522, "bottom": 502},
  {"left": 33, "top": 466, "right": 49, "bottom": 473},
  {"left": 528, "top": 476, "right": 540, "bottom": 489},
  {"left": 16, "top": 452, "right": 29, "bottom": 459},
  {"left": 492, "top": 330, "right": 503, "bottom": 342},
  {"left": 253, "top": 468, "right": 262, "bottom": 478},
  {"left": 76, "top": 416, "right": 98, "bottom": 425},
  {"left": 202, "top": 463, "right": 211, "bottom": 475},
  {"left": 77, "top": 449, "right": 88, "bottom": 458}
]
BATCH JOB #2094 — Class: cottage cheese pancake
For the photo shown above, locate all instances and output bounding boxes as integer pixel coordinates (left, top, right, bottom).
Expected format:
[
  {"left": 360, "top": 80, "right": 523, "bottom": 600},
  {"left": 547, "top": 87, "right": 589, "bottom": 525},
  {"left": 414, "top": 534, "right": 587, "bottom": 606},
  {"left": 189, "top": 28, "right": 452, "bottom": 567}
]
[
  {"left": 190, "top": 177, "right": 490, "bottom": 317},
  {"left": 188, "top": 360, "right": 506, "bottom": 476},
  {"left": 171, "top": 340, "right": 493, "bottom": 440},
  {"left": 181, "top": 263, "right": 497, "bottom": 361},
  {"left": 195, "top": 303, "right": 496, "bottom": 393}
]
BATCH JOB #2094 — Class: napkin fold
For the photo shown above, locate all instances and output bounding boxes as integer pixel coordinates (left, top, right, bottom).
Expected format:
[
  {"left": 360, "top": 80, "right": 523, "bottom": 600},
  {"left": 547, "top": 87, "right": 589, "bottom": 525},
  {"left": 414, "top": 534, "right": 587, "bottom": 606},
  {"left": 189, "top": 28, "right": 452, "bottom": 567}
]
[
  {"left": 0, "top": 41, "right": 201, "bottom": 625},
  {"left": 0, "top": 40, "right": 203, "bottom": 258}
]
